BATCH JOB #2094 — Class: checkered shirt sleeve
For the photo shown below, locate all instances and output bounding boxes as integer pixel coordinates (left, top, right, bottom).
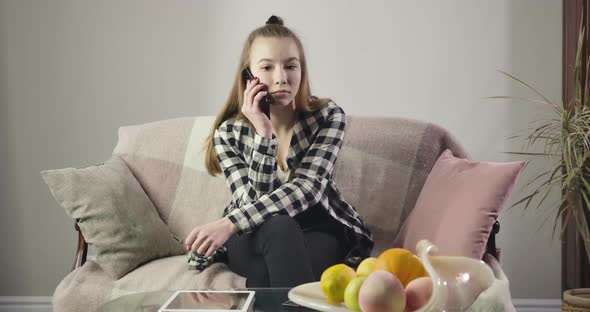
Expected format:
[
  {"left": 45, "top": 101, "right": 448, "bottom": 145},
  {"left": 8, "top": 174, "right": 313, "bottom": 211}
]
[
  {"left": 248, "top": 132, "right": 279, "bottom": 197},
  {"left": 214, "top": 106, "right": 346, "bottom": 235},
  {"left": 213, "top": 122, "right": 277, "bottom": 208}
]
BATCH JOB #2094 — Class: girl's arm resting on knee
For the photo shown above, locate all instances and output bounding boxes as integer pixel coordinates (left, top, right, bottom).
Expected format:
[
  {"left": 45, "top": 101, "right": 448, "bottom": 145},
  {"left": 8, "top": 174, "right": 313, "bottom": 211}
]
[{"left": 217, "top": 106, "right": 346, "bottom": 235}]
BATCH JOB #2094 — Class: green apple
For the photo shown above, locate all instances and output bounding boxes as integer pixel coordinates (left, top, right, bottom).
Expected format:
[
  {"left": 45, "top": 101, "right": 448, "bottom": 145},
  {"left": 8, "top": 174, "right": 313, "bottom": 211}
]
[
  {"left": 344, "top": 276, "right": 367, "bottom": 312},
  {"left": 356, "top": 257, "right": 377, "bottom": 276}
]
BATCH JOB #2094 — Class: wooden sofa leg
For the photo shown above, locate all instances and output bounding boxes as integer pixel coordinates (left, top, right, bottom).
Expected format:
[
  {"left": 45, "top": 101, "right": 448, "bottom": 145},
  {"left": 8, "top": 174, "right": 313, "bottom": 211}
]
[
  {"left": 485, "top": 221, "right": 501, "bottom": 261},
  {"left": 72, "top": 221, "right": 88, "bottom": 271}
]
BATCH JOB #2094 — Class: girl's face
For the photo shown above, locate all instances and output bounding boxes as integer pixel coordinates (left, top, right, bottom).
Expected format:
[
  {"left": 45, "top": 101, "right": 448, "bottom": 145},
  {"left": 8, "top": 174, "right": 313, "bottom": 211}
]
[{"left": 248, "top": 37, "right": 302, "bottom": 108}]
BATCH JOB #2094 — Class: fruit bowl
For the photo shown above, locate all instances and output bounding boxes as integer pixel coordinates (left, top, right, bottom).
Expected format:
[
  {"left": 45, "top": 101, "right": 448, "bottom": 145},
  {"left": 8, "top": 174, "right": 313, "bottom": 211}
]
[
  {"left": 288, "top": 282, "right": 352, "bottom": 312},
  {"left": 288, "top": 240, "right": 516, "bottom": 312}
]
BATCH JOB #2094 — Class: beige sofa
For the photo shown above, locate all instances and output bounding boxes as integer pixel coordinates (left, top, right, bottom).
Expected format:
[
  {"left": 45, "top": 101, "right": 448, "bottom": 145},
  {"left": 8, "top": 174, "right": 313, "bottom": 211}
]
[{"left": 48, "top": 114, "right": 501, "bottom": 312}]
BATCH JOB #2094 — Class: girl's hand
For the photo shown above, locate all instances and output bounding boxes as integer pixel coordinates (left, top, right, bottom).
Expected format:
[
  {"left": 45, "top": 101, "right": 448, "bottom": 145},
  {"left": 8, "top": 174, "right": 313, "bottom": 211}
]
[
  {"left": 185, "top": 217, "right": 237, "bottom": 257},
  {"left": 242, "top": 77, "right": 273, "bottom": 138}
]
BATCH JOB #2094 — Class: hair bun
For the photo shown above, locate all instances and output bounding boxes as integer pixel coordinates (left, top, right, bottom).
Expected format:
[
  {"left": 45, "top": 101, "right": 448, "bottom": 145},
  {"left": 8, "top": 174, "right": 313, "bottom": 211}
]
[{"left": 265, "top": 15, "right": 284, "bottom": 26}]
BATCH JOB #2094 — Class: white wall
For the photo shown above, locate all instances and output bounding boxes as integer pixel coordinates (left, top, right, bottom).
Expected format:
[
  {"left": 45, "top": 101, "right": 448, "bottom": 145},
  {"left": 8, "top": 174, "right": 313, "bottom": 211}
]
[{"left": 0, "top": 0, "right": 562, "bottom": 299}]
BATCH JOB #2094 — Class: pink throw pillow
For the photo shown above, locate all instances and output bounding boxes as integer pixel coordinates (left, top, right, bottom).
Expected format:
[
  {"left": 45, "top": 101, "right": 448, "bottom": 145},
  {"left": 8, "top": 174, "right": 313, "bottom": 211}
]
[{"left": 393, "top": 149, "right": 525, "bottom": 259}]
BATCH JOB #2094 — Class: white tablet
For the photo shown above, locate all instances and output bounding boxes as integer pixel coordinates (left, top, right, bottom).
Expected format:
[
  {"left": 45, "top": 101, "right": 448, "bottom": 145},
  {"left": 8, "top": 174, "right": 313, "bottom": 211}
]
[{"left": 158, "top": 290, "right": 255, "bottom": 312}]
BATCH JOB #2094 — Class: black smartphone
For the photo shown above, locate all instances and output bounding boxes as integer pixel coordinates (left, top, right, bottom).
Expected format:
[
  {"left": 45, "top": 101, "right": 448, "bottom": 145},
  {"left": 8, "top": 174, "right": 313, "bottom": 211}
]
[{"left": 241, "top": 67, "right": 271, "bottom": 118}]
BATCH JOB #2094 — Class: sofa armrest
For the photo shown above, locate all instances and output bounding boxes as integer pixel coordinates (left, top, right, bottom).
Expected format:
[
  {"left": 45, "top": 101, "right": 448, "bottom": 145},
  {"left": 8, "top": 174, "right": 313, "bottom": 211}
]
[
  {"left": 484, "top": 221, "right": 501, "bottom": 261},
  {"left": 72, "top": 220, "right": 88, "bottom": 271}
]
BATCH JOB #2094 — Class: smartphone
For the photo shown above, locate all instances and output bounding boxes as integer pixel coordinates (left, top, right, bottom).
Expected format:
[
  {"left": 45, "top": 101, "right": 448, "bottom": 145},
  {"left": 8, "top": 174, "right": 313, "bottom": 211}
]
[{"left": 241, "top": 67, "right": 271, "bottom": 118}]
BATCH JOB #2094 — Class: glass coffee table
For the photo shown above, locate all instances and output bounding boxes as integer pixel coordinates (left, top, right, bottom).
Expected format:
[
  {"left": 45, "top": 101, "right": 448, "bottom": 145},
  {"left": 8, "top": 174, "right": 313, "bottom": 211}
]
[{"left": 96, "top": 288, "right": 317, "bottom": 312}]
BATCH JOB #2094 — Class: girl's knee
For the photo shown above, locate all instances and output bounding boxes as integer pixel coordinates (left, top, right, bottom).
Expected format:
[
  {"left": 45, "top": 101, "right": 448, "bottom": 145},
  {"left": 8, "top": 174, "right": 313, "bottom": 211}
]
[
  {"left": 256, "top": 214, "right": 303, "bottom": 243},
  {"left": 263, "top": 214, "right": 300, "bottom": 232}
]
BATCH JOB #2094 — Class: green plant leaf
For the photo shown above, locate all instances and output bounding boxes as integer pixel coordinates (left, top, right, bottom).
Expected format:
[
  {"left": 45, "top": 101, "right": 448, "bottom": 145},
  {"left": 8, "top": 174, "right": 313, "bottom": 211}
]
[
  {"left": 497, "top": 70, "right": 557, "bottom": 109},
  {"left": 536, "top": 177, "right": 558, "bottom": 211},
  {"left": 561, "top": 207, "right": 573, "bottom": 239},
  {"left": 573, "top": 23, "right": 585, "bottom": 108},
  {"left": 523, "top": 170, "right": 552, "bottom": 188},
  {"left": 575, "top": 192, "right": 590, "bottom": 261},
  {"left": 503, "top": 151, "right": 555, "bottom": 156},
  {"left": 511, "top": 190, "right": 540, "bottom": 209},
  {"left": 485, "top": 96, "right": 553, "bottom": 105},
  {"left": 553, "top": 198, "right": 568, "bottom": 240}
]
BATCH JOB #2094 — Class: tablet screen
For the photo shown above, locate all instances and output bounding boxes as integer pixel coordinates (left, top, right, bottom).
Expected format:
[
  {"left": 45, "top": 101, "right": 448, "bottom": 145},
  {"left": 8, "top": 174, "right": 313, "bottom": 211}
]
[{"left": 164, "top": 291, "right": 250, "bottom": 310}]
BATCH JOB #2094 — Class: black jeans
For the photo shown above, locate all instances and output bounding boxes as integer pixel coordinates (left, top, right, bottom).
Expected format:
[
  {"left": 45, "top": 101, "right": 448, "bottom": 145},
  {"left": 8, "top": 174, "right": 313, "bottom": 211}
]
[{"left": 225, "top": 207, "right": 349, "bottom": 287}]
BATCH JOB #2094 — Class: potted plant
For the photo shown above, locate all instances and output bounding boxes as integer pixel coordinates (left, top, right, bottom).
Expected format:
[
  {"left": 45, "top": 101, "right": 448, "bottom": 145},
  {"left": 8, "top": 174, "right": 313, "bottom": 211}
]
[{"left": 492, "top": 22, "right": 590, "bottom": 311}]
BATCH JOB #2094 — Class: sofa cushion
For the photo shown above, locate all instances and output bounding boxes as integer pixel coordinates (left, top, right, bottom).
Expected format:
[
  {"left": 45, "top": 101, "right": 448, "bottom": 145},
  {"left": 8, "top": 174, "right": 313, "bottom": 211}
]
[
  {"left": 112, "top": 116, "right": 230, "bottom": 241},
  {"left": 393, "top": 149, "right": 525, "bottom": 258},
  {"left": 41, "top": 155, "right": 185, "bottom": 279},
  {"left": 52, "top": 256, "right": 246, "bottom": 312}
]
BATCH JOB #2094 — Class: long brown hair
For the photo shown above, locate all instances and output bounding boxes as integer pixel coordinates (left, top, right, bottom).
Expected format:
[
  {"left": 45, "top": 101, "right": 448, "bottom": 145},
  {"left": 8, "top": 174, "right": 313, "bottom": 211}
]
[{"left": 204, "top": 15, "right": 332, "bottom": 176}]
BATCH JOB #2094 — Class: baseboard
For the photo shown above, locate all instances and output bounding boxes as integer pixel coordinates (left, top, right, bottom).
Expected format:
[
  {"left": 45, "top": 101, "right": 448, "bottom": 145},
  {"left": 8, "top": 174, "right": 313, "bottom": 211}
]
[
  {"left": 0, "top": 297, "right": 52, "bottom": 312},
  {"left": 0, "top": 296, "right": 561, "bottom": 312},
  {"left": 513, "top": 299, "right": 562, "bottom": 312}
]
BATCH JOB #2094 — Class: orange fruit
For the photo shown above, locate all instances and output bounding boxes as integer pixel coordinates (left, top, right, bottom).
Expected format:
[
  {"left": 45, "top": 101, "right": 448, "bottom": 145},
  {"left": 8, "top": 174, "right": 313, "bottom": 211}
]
[{"left": 374, "top": 248, "right": 428, "bottom": 287}]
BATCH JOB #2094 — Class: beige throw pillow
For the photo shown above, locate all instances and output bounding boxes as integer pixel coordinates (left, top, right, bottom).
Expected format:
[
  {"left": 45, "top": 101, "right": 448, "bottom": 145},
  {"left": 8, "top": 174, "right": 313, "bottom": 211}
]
[{"left": 41, "top": 155, "right": 185, "bottom": 279}]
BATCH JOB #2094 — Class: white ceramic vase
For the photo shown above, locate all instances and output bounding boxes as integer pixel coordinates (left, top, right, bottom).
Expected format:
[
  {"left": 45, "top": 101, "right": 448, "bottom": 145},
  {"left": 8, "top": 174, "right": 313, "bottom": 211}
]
[{"left": 413, "top": 239, "right": 516, "bottom": 312}]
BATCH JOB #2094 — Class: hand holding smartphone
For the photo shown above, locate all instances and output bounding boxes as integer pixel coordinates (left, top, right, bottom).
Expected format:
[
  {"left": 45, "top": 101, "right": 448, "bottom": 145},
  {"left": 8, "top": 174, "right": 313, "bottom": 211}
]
[{"left": 241, "top": 67, "right": 271, "bottom": 118}]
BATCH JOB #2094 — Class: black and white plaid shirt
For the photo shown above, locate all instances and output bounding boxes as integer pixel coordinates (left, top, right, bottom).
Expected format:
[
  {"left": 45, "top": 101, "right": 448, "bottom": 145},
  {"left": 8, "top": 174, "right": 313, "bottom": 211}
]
[{"left": 214, "top": 101, "right": 373, "bottom": 259}]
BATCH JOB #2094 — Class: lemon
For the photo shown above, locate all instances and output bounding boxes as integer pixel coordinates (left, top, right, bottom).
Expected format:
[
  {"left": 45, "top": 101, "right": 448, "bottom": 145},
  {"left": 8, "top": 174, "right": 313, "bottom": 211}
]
[
  {"left": 344, "top": 275, "right": 367, "bottom": 311},
  {"left": 320, "top": 264, "right": 356, "bottom": 304},
  {"left": 356, "top": 257, "right": 377, "bottom": 276}
]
